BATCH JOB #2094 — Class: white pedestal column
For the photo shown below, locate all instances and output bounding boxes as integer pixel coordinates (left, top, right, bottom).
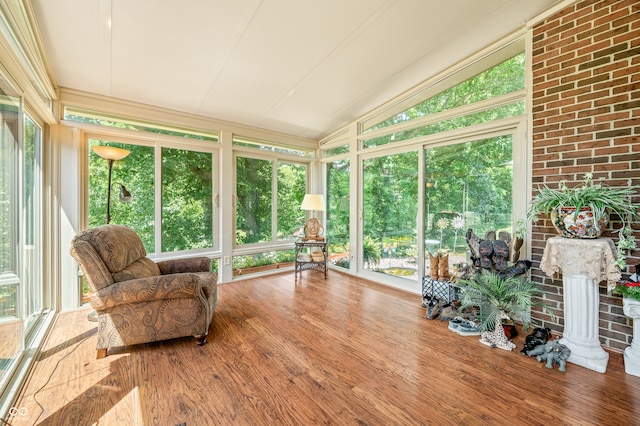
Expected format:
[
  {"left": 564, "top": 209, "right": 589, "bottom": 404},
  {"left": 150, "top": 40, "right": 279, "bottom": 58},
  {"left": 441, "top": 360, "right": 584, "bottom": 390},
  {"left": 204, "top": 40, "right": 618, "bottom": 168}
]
[
  {"left": 622, "top": 298, "right": 640, "bottom": 377},
  {"left": 559, "top": 274, "right": 609, "bottom": 373},
  {"left": 540, "top": 237, "right": 621, "bottom": 374}
]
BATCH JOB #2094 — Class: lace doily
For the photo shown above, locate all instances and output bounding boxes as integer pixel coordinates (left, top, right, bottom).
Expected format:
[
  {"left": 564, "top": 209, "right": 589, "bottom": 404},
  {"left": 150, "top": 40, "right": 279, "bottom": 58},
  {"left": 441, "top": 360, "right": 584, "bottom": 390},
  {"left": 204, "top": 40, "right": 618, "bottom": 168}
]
[{"left": 540, "top": 237, "right": 621, "bottom": 291}]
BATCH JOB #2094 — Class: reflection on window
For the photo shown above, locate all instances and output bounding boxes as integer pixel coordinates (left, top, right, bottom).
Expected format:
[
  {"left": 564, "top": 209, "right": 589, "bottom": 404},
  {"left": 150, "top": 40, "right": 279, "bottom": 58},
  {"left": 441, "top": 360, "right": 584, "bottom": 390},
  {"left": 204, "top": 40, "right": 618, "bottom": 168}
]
[
  {"left": 326, "top": 160, "right": 350, "bottom": 269},
  {"left": 362, "top": 152, "right": 419, "bottom": 281}
]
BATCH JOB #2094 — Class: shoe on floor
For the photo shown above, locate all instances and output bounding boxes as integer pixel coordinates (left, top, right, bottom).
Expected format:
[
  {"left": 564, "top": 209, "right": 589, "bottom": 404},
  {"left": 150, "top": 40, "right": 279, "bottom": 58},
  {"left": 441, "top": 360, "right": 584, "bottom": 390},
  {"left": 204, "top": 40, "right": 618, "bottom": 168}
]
[
  {"left": 439, "top": 303, "right": 458, "bottom": 321},
  {"left": 425, "top": 297, "right": 444, "bottom": 320},
  {"left": 448, "top": 317, "right": 465, "bottom": 332},
  {"left": 456, "top": 320, "right": 482, "bottom": 336}
]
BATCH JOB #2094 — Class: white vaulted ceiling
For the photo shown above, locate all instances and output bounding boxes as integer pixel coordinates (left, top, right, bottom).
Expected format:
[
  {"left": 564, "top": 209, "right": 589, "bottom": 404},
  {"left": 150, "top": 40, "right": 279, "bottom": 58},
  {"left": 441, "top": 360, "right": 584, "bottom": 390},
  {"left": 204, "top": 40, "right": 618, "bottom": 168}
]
[{"left": 30, "top": 0, "right": 560, "bottom": 140}]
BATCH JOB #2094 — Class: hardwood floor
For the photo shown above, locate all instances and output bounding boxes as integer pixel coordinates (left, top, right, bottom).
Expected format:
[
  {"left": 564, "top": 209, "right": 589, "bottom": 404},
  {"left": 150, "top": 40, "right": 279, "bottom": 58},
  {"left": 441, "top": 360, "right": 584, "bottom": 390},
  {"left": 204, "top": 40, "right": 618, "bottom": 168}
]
[{"left": 9, "top": 270, "right": 640, "bottom": 425}]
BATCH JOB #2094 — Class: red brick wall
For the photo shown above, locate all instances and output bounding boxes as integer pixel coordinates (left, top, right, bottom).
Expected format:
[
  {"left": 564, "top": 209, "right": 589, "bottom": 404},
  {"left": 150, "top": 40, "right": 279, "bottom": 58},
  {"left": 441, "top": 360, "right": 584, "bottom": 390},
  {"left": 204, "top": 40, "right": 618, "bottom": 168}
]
[{"left": 531, "top": 0, "right": 640, "bottom": 352}]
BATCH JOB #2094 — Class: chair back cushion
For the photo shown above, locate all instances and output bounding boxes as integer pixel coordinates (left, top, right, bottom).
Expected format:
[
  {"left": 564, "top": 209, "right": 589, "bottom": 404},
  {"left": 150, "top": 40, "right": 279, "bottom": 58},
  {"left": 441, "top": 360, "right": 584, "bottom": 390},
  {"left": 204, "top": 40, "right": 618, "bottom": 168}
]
[{"left": 70, "top": 224, "right": 157, "bottom": 290}]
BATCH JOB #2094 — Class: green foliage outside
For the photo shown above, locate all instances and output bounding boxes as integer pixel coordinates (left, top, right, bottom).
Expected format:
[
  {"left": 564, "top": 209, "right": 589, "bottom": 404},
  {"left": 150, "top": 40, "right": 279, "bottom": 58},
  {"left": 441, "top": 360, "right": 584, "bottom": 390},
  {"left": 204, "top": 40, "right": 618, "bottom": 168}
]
[
  {"left": 161, "top": 147, "right": 213, "bottom": 251},
  {"left": 424, "top": 136, "right": 513, "bottom": 254},
  {"left": 363, "top": 151, "right": 419, "bottom": 271},
  {"left": 235, "top": 156, "right": 307, "bottom": 245},
  {"left": 326, "top": 160, "right": 350, "bottom": 268},
  {"left": 366, "top": 53, "right": 525, "bottom": 133},
  {"left": 232, "top": 250, "right": 296, "bottom": 270},
  {"left": 88, "top": 139, "right": 215, "bottom": 254}
]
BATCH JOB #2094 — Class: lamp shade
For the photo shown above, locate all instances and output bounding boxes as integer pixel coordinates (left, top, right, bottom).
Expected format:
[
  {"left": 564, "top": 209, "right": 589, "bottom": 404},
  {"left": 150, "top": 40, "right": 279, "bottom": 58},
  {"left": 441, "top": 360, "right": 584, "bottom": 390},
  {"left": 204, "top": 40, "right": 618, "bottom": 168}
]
[
  {"left": 300, "top": 194, "right": 325, "bottom": 211},
  {"left": 92, "top": 145, "right": 130, "bottom": 161}
]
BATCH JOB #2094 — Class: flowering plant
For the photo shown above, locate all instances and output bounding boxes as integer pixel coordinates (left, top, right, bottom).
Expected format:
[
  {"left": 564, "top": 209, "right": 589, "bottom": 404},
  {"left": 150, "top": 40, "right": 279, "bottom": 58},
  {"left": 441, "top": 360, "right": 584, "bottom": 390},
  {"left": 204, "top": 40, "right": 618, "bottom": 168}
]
[{"left": 614, "top": 280, "right": 640, "bottom": 302}]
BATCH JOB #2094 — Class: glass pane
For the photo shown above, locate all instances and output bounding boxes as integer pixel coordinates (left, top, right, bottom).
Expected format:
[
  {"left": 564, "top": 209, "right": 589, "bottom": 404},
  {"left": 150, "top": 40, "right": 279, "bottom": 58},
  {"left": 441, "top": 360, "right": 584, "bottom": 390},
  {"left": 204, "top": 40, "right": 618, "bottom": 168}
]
[
  {"left": 232, "top": 249, "right": 295, "bottom": 276},
  {"left": 65, "top": 107, "right": 218, "bottom": 142},
  {"left": 161, "top": 147, "right": 214, "bottom": 252},
  {"left": 276, "top": 162, "right": 306, "bottom": 240},
  {"left": 233, "top": 136, "right": 314, "bottom": 157},
  {"left": 364, "top": 53, "right": 525, "bottom": 132},
  {"left": 362, "top": 101, "right": 524, "bottom": 148},
  {"left": 23, "top": 114, "right": 42, "bottom": 332},
  {"left": 88, "top": 140, "right": 155, "bottom": 252},
  {"left": 326, "top": 160, "right": 350, "bottom": 269},
  {"left": 322, "top": 144, "right": 349, "bottom": 157},
  {"left": 0, "top": 82, "right": 21, "bottom": 387},
  {"left": 424, "top": 136, "right": 513, "bottom": 275},
  {"left": 362, "top": 152, "right": 419, "bottom": 281},
  {"left": 236, "top": 156, "right": 273, "bottom": 245}
]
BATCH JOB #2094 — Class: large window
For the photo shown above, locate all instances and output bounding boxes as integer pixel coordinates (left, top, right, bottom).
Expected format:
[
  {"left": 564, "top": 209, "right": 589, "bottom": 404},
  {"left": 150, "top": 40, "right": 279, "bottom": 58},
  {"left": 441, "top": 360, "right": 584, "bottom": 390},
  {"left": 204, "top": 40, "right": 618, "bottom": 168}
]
[
  {"left": 362, "top": 151, "right": 419, "bottom": 280},
  {"left": 235, "top": 155, "right": 307, "bottom": 246},
  {"left": 22, "top": 115, "right": 43, "bottom": 332},
  {"left": 344, "top": 44, "right": 526, "bottom": 292},
  {"left": 0, "top": 80, "right": 43, "bottom": 393},
  {"left": 0, "top": 83, "right": 20, "bottom": 390},
  {"left": 88, "top": 139, "right": 216, "bottom": 255},
  {"left": 161, "top": 147, "right": 214, "bottom": 252},
  {"left": 326, "top": 160, "right": 350, "bottom": 269},
  {"left": 424, "top": 136, "right": 514, "bottom": 258}
]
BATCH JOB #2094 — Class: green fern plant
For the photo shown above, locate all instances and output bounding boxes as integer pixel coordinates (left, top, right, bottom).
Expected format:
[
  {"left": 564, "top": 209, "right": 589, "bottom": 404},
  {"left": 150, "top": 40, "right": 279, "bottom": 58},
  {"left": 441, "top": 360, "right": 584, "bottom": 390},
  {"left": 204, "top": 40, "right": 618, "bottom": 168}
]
[
  {"left": 458, "top": 271, "right": 547, "bottom": 332},
  {"left": 362, "top": 235, "right": 382, "bottom": 269}
]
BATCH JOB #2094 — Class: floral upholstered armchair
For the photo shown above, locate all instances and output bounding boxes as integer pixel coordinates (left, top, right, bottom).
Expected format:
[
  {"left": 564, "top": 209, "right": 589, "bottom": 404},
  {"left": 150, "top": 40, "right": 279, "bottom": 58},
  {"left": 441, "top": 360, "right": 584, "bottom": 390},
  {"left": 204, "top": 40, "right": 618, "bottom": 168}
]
[{"left": 70, "top": 224, "right": 217, "bottom": 358}]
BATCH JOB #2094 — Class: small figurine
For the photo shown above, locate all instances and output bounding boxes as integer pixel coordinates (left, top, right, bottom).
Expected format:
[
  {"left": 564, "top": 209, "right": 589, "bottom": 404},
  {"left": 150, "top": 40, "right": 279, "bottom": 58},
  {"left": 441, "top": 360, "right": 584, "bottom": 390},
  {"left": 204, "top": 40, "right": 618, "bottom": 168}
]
[
  {"left": 520, "top": 327, "right": 552, "bottom": 355},
  {"left": 527, "top": 338, "right": 571, "bottom": 372}
]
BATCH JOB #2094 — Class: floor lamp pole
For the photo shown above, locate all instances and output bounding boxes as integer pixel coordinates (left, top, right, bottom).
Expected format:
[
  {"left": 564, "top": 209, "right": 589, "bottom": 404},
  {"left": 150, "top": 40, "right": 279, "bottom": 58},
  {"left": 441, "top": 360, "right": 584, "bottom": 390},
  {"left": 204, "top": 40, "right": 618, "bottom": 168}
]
[{"left": 106, "top": 158, "right": 114, "bottom": 224}]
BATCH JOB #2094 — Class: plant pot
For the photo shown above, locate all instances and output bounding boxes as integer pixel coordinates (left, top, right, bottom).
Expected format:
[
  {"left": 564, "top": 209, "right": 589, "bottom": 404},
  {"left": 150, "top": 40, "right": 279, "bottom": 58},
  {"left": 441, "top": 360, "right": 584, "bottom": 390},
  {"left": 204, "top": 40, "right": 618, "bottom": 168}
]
[
  {"left": 622, "top": 297, "right": 640, "bottom": 377},
  {"left": 550, "top": 207, "right": 608, "bottom": 239}
]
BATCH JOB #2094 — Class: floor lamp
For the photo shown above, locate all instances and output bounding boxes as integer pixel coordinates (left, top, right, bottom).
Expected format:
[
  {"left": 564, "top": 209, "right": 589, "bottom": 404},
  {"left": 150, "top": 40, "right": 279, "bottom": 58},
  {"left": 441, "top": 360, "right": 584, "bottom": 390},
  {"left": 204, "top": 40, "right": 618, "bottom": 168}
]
[
  {"left": 88, "top": 146, "right": 131, "bottom": 323},
  {"left": 92, "top": 146, "right": 131, "bottom": 224}
]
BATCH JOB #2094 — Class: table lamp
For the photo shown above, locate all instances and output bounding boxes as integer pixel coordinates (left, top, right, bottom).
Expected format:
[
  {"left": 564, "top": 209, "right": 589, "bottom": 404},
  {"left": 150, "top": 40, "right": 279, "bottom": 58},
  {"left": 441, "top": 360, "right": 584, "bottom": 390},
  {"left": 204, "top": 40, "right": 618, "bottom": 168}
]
[{"left": 300, "top": 194, "right": 325, "bottom": 241}]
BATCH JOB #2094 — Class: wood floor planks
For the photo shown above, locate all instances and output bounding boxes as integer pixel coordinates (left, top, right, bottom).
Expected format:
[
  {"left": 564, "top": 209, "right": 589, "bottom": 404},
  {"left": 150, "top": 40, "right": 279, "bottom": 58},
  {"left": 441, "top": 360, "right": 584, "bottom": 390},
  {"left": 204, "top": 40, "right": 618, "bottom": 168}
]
[{"left": 8, "top": 270, "right": 640, "bottom": 425}]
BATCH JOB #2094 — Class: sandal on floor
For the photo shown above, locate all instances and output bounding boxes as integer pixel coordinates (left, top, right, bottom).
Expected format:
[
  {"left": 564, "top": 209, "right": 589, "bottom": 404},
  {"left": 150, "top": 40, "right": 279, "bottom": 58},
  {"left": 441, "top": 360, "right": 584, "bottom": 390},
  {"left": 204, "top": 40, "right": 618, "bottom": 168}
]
[
  {"left": 493, "top": 239, "right": 509, "bottom": 271},
  {"left": 478, "top": 240, "right": 494, "bottom": 269}
]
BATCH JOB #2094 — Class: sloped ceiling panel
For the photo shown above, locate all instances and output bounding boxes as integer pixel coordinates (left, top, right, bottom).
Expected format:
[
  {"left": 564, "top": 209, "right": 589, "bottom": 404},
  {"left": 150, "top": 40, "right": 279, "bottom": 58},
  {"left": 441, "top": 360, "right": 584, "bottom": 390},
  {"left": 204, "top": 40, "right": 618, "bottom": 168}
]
[{"left": 30, "top": 0, "right": 560, "bottom": 140}]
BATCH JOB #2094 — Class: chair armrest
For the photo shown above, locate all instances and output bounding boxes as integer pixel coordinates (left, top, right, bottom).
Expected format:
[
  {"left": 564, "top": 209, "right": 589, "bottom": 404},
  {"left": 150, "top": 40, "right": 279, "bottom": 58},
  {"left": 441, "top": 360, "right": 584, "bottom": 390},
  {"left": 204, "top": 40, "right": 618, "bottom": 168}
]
[
  {"left": 156, "top": 257, "right": 211, "bottom": 274},
  {"left": 90, "top": 273, "right": 202, "bottom": 311}
]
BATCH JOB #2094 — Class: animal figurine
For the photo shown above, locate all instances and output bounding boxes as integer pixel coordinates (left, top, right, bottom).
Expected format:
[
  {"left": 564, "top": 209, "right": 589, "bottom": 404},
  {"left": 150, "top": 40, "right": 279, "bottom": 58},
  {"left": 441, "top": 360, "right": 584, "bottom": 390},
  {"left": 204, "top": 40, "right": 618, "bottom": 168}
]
[
  {"left": 528, "top": 338, "right": 571, "bottom": 372},
  {"left": 520, "top": 327, "right": 552, "bottom": 355},
  {"left": 479, "top": 310, "right": 516, "bottom": 351}
]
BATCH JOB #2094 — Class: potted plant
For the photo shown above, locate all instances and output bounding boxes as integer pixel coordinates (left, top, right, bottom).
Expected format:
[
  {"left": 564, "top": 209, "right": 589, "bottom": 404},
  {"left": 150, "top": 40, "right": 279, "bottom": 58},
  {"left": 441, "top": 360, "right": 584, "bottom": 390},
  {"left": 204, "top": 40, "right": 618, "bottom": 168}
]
[
  {"left": 458, "top": 270, "right": 547, "bottom": 333},
  {"left": 526, "top": 173, "right": 638, "bottom": 268}
]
